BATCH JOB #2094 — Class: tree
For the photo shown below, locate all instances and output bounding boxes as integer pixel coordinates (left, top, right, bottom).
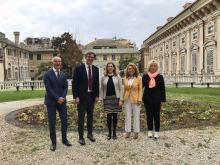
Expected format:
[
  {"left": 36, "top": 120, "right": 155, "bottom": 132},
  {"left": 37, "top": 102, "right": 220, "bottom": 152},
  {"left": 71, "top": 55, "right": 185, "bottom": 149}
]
[
  {"left": 52, "top": 32, "right": 83, "bottom": 78},
  {"left": 35, "top": 62, "right": 52, "bottom": 80},
  {"left": 118, "top": 56, "right": 140, "bottom": 77}
]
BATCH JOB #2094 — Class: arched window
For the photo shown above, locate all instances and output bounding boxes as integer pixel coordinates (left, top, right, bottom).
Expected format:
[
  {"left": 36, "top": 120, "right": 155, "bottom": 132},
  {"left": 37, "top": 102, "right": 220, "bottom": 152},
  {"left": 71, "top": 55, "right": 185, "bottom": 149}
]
[
  {"left": 204, "top": 40, "right": 216, "bottom": 74},
  {"left": 206, "top": 48, "right": 214, "bottom": 74},
  {"left": 191, "top": 44, "right": 199, "bottom": 74}
]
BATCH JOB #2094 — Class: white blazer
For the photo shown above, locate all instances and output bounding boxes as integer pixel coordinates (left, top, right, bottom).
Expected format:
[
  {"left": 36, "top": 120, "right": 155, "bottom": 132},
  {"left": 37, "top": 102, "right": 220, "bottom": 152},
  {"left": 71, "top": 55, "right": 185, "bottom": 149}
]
[{"left": 100, "top": 75, "right": 123, "bottom": 100}]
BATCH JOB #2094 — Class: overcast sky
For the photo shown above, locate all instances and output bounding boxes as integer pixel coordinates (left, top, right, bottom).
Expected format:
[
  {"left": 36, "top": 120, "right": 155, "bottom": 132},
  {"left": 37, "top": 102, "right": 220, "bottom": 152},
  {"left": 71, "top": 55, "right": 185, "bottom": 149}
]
[{"left": 0, "top": 0, "right": 194, "bottom": 48}]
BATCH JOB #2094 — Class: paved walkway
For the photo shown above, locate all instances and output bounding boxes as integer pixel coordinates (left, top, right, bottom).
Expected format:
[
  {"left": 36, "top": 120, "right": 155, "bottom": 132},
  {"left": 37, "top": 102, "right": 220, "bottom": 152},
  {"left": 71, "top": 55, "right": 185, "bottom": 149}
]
[{"left": 0, "top": 97, "right": 220, "bottom": 165}]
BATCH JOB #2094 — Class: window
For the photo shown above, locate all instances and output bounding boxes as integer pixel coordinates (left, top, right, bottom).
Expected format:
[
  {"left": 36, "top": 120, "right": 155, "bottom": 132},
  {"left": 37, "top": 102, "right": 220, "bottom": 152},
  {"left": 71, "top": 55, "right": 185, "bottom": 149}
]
[
  {"left": 8, "top": 68, "right": 11, "bottom": 78},
  {"left": 180, "top": 53, "right": 186, "bottom": 73},
  {"left": 103, "top": 55, "right": 107, "bottom": 61},
  {"left": 207, "top": 49, "right": 214, "bottom": 73},
  {"left": 53, "top": 53, "right": 57, "bottom": 57},
  {"left": 37, "top": 54, "right": 41, "bottom": 60},
  {"left": 112, "top": 55, "right": 116, "bottom": 61},
  {"left": 30, "top": 70, "right": 34, "bottom": 72},
  {"left": 165, "top": 56, "right": 169, "bottom": 73},
  {"left": 193, "top": 32, "right": 198, "bottom": 40},
  {"left": 208, "top": 26, "right": 214, "bottom": 34},
  {"left": 173, "top": 42, "right": 176, "bottom": 47},
  {"left": 29, "top": 53, "right": 33, "bottom": 60},
  {"left": 7, "top": 49, "right": 12, "bottom": 55},
  {"left": 166, "top": 45, "right": 169, "bottom": 49},
  {"left": 171, "top": 55, "right": 176, "bottom": 73},
  {"left": 191, "top": 52, "right": 197, "bottom": 73}
]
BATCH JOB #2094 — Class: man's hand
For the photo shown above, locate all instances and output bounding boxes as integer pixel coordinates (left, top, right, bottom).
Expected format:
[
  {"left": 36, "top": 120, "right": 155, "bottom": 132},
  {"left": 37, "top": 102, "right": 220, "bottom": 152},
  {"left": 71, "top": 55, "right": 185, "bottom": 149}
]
[
  {"left": 57, "top": 97, "right": 65, "bottom": 105},
  {"left": 160, "top": 102, "right": 165, "bottom": 109},
  {"left": 95, "top": 97, "right": 99, "bottom": 103},
  {"left": 74, "top": 97, "right": 80, "bottom": 105}
]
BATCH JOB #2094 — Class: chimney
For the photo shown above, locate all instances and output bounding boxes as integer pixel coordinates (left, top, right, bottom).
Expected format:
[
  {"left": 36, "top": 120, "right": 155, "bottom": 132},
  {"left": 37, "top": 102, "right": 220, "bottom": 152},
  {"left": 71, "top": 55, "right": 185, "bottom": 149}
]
[
  {"left": 183, "top": 3, "right": 192, "bottom": 10},
  {"left": 156, "top": 26, "right": 162, "bottom": 30},
  {"left": 167, "top": 17, "right": 174, "bottom": 22},
  {"left": 14, "top": 32, "right": 20, "bottom": 45}
]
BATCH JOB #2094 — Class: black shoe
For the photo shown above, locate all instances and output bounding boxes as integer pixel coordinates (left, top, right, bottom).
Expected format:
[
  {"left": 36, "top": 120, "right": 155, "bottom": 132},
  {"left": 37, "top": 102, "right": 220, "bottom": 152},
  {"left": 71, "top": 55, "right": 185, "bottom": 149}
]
[
  {"left": 87, "top": 134, "right": 96, "bottom": 142},
  {"left": 107, "top": 134, "right": 111, "bottom": 140},
  {"left": 79, "top": 138, "right": 86, "bottom": 145},
  {"left": 112, "top": 135, "right": 117, "bottom": 140},
  {"left": 62, "top": 139, "right": 72, "bottom": 147},
  {"left": 50, "top": 144, "right": 56, "bottom": 151}
]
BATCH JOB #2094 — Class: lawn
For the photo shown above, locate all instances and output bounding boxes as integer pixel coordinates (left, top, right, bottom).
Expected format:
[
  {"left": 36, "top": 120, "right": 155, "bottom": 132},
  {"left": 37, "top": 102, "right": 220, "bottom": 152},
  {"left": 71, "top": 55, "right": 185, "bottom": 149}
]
[
  {"left": 166, "top": 87, "right": 220, "bottom": 106},
  {"left": 0, "top": 89, "right": 73, "bottom": 103},
  {"left": 0, "top": 87, "right": 219, "bottom": 105}
]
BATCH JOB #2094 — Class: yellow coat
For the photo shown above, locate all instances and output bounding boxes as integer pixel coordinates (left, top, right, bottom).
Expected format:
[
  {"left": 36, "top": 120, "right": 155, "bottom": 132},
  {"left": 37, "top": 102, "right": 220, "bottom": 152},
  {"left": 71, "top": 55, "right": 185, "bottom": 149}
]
[{"left": 123, "top": 76, "right": 142, "bottom": 103}]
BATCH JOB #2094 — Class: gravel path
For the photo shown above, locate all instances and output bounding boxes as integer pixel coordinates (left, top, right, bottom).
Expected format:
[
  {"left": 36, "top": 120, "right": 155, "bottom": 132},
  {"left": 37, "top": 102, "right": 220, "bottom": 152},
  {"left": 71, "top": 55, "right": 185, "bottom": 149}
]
[{"left": 0, "top": 97, "right": 220, "bottom": 165}]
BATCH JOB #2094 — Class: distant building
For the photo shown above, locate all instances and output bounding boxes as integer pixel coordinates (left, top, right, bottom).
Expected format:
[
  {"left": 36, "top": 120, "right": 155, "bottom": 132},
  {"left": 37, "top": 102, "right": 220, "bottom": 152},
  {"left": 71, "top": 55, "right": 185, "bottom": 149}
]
[
  {"left": 25, "top": 37, "right": 59, "bottom": 80},
  {"left": 0, "top": 32, "right": 30, "bottom": 81},
  {"left": 82, "top": 38, "right": 140, "bottom": 77},
  {"left": 141, "top": 0, "right": 220, "bottom": 84}
]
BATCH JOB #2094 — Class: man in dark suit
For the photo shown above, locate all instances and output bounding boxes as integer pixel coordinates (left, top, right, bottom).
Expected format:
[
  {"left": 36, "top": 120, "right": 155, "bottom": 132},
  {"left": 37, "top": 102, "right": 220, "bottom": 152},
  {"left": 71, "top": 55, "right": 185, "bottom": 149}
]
[
  {"left": 44, "top": 56, "right": 72, "bottom": 151},
  {"left": 72, "top": 52, "right": 99, "bottom": 145}
]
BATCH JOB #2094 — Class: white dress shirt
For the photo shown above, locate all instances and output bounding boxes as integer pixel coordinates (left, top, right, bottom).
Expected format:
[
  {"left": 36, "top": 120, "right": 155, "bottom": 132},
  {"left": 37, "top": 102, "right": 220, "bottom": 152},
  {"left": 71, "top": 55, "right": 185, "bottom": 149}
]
[{"left": 53, "top": 67, "right": 60, "bottom": 77}]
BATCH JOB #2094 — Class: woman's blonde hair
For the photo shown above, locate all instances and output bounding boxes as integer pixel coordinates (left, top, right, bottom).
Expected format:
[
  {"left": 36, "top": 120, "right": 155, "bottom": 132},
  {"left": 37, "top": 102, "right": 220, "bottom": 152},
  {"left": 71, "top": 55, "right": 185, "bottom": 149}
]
[
  {"left": 125, "top": 63, "right": 139, "bottom": 78},
  {"left": 147, "top": 60, "right": 159, "bottom": 72},
  {"left": 104, "top": 62, "right": 118, "bottom": 76}
]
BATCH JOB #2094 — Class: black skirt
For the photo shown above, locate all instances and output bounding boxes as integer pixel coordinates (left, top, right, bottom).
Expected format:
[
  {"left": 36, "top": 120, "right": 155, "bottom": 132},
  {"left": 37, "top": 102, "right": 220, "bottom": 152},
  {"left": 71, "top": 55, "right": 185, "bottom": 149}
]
[{"left": 103, "top": 95, "right": 122, "bottom": 113}]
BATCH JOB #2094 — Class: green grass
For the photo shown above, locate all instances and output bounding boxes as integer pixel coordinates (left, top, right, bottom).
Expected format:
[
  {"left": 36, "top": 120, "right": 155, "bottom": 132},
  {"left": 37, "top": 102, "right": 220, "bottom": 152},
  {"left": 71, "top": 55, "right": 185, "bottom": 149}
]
[
  {"left": 166, "top": 87, "right": 220, "bottom": 106},
  {"left": 0, "top": 87, "right": 219, "bottom": 105},
  {"left": 0, "top": 89, "right": 72, "bottom": 103}
]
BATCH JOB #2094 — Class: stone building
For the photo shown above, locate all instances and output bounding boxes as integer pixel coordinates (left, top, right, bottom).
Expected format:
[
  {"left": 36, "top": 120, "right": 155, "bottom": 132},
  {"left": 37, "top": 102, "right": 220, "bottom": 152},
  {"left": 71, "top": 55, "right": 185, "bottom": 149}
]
[
  {"left": 0, "top": 32, "right": 30, "bottom": 81},
  {"left": 82, "top": 38, "right": 140, "bottom": 77},
  {"left": 141, "top": 0, "right": 220, "bottom": 84},
  {"left": 25, "top": 37, "right": 59, "bottom": 80}
]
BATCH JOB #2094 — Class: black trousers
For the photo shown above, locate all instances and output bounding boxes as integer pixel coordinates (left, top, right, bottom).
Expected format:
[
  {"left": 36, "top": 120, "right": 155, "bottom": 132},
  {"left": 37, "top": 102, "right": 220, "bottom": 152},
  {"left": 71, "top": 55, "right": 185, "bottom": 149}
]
[
  {"left": 47, "top": 103, "right": 68, "bottom": 145},
  {"left": 144, "top": 103, "right": 161, "bottom": 132},
  {"left": 77, "top": 93, "right": 95, "bottom": 139}
]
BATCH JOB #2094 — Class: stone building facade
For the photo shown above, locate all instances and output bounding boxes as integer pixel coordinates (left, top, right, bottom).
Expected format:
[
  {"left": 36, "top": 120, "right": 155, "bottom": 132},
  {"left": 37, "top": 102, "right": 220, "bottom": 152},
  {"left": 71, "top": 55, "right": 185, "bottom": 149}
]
[
  {"left": 141, "top": 0, "right": 220, "bottom": 84},
  {"left": 82, "top": 38, "right": 140, "bottom": 77},
  {"left": 0, "top": 32, "right": 30, "bottom": 81},
  {"left": 25, "top": 37, "right": 59, "bottom": 80}
]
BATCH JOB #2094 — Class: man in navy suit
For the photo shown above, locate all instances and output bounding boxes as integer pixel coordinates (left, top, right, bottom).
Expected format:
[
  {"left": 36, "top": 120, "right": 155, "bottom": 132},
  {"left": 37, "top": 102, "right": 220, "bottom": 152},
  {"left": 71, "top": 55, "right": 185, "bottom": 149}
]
[
  {"left": 44, "top": 56, "right": 72, "bottom": 151},
  {"left": 72, "top": 52, "right": 99, "bottom": 145}
]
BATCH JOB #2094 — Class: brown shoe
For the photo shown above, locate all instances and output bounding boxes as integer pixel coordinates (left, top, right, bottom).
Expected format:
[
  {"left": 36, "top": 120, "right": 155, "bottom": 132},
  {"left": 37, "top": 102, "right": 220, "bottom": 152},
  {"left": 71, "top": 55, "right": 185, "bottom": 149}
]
[
  {"left": 125, "top": 132, "right": 131, "bottom": 139},
  {"left": 133, "top": 133, "right": 138, "bottom": 139}
]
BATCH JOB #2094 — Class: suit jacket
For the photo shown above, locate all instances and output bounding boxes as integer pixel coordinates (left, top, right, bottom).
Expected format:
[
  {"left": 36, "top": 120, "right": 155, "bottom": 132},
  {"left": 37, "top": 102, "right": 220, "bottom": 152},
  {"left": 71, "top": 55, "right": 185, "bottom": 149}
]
[
  {"left": 123, "top": 76, "right": 142, "bottom": 103},
  {"left": 100, "top": 75, "right": 123, "bottom": 100},
  {"left": 142, "top": 73, "right": 166, "bottom": 104},
  {"left": 43, "top": 69, "right": 68, "bottom": 105},
  {"left": 72, "top": 64, "right": 99, "bottom": 101}
]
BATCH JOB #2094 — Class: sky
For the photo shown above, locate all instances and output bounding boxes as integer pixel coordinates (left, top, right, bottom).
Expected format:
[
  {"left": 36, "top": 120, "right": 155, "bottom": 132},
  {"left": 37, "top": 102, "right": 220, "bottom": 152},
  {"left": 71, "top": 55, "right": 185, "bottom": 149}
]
[{"left": 0, "top": 0, "right": 195, "bottom": 48}]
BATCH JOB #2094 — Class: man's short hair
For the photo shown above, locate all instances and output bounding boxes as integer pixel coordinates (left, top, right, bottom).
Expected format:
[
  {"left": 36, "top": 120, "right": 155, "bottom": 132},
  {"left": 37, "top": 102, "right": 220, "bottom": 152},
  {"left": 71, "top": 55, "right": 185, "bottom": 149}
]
[{"left": 85, "top": 52, "right": 96, "bottom": 58}]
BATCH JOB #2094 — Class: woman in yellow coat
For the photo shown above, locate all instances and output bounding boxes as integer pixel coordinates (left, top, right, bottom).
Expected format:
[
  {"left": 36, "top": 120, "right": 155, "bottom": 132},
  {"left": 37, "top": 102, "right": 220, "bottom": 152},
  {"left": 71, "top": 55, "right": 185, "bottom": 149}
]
[{"left": 123, "top": 63, "right": 142, "bottom": 139}]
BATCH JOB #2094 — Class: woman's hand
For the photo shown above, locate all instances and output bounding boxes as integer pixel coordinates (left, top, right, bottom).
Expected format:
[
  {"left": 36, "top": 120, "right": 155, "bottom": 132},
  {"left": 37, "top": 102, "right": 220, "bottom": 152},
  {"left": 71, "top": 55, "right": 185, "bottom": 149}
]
[
  {"left": 119, "top": 100, "right": 123, "bottom": 107},
  {"left": 137, "top": 101, "right": 142, "bottom": 106}
]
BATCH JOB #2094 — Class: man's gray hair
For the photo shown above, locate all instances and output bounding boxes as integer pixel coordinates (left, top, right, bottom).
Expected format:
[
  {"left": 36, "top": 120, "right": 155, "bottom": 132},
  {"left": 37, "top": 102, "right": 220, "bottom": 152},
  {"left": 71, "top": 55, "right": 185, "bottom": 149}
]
[{"left": 51, "top": 56, "right": 62, "bottom": 62}]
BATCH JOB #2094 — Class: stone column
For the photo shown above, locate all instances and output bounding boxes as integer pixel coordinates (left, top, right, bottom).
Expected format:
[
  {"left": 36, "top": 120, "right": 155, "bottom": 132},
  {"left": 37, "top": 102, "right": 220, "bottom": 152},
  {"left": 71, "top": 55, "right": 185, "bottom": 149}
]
[
  {"left": 186, "top": 30, "right": 191, "bottom": 75},
  {"left": 215, "top": 15, "right": 220, "bottom": 75},
  {"left": 198, "top": 22, "right": 204, "bottom": 75},
  {"left": 176, "top": 34, "right": 180, "bottom": 74}
]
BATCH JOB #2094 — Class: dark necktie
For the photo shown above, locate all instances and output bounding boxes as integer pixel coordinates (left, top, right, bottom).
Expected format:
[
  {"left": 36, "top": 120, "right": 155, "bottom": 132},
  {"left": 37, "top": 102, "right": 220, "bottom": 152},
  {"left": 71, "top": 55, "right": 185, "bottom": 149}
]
[
  {"left": 88, "top": 66, "right": 93, "bottom": 91},
  {"left": 57, "top": 69, "right": 60, "bottom": 79}
]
